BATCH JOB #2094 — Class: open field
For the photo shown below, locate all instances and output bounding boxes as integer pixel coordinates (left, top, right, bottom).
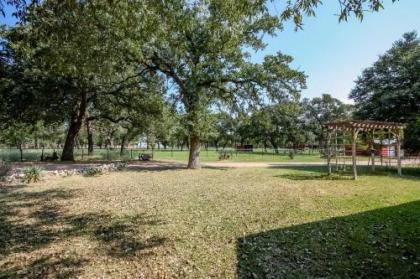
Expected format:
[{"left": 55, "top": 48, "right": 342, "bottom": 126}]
[
  {"left": 2, "top": 148, "right": 386, "bottom": 164},
  {"left": 1, "top": 165, "right": 419, "bottom": 278},
  {"left": 0, "top": 148, "right": 324, "bottom": 163}
]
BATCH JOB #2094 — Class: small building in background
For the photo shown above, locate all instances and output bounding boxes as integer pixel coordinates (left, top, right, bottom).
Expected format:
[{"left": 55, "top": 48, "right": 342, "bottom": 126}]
[
  {"left": 374, "top": 139, "right": 399, "bottom": 157},
  {"left": 236, "top": 144, "right": 253, "bottom": 152}
]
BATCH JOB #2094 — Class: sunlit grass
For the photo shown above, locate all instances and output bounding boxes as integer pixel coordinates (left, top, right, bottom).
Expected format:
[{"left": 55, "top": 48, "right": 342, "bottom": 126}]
[{"left": 0, "top": 148, "right": 324, "bottom": 162}]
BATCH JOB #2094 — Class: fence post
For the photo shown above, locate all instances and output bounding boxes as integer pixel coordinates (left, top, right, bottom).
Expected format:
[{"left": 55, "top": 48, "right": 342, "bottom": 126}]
[
  {"left": 82, "top": 148, "right": 84, "bottom": 160},
  {"left": 130, "top": 149, "right": 133, "bottom": 159}
]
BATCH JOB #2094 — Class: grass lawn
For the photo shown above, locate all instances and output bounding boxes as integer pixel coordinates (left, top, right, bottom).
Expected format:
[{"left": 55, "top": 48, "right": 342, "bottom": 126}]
[
  {"left": 151, "top": 150, "right": 324, "bottom": 163},
  {"left": 0, "top": 148, "right": 324, "bottom": 163},
  {"left": 1, "top": 166, "right": 419, "bottom": 278}
]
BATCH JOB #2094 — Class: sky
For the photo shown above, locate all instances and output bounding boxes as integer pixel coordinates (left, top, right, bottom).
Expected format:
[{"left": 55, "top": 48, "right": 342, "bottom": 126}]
[
  {"left": 254, "top": 0, "right": 420, "bottom": 103},
  {"left": 1, "top": 0, "right": 419, "bottom": 103}
]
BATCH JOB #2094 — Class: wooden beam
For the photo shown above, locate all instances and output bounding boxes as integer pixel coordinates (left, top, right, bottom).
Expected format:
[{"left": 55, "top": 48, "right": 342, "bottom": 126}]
[
  {"left": 371, "top": 131, "right": 375, "bottom": 172},
  {"left": 352, "top": 128, "right": 359, "bottom": 180},
  {"left": 396, "top": 129, "right": 402, "bottom": 176},
  {"left": 327, "top": 131, "right": 332, "bottom": 175}
]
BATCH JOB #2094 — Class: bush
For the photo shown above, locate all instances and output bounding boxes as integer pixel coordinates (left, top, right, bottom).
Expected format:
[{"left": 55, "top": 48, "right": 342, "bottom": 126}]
[
  {"left": 22, "top": 166, "right": 44, "bottom": 183},
  {"left": 288, "top": 149, "right": 295, "bottom": 159}
]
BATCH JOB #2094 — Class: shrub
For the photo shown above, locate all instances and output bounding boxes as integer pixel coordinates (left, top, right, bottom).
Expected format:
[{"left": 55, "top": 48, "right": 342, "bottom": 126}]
[
  {"left": 22, "top": 166, "right": 44, "bottom": 183},
  {"left": 288, "top": 150, "right": 295, "bottom": 159}
]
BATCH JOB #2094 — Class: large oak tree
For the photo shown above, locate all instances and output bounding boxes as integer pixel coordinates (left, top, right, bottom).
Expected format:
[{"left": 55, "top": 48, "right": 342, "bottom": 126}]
[{"left": 350, "top": 32, "right": 420, "bottom": 151}]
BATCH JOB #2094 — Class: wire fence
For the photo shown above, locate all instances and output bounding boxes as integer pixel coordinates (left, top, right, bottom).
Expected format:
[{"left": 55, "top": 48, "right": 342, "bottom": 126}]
[{"left": 0, "top": 147, "right": 322, "bottom": 162}]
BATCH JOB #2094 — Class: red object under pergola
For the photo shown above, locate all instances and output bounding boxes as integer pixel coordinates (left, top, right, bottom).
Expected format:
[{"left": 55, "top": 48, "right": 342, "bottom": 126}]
[{"left": 325, "top": 120, "right": 406, "bottom": 180}]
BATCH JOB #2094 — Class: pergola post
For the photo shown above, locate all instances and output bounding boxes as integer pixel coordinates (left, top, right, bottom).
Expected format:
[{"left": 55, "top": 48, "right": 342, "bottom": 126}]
[
  {"left": 371, "top": 151, "right": 375, "bottom": 172},
  {"left": 396, "top": 129, "right": 402, "bottom": 176},
  {"left": 335, "top": 130, "right": 338, "bottom": 171},
  {"left": 352, "top": 128, "right": 359, "bottom": 180},
  {"left": 371, "top": 131, "right": 375, "bottom": 172},
  {"left": 327, "top": 131, "right": 332, "bottom": 175}
]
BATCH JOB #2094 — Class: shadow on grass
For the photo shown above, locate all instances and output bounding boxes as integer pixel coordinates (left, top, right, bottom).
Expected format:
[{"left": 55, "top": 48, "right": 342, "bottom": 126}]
[
  {"left": 0, "top": 184, "right": 166, "bottom": 278},
  {"left": 271, "top": 165, "right": 420, "bottom": 180},
  {"left": 0, "top": 254, "right": 89, "bottom": 279},
  {"left": 237, "top": 200, "right": 420, "bottom": 278},
  {"left": 125, "top": 160, "right": 229, "bottom": 172},
  {"left": 276, "top": 173, "right": 354, "bottom": 181}
]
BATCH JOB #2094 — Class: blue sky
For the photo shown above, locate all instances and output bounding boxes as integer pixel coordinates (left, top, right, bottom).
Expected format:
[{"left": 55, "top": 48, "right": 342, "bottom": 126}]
[
  {"left": 2, "top": 1, "right": 419, "bottom": 103},
  {"left": 255, "top": 0, "right": 420, "bottom": 103}
]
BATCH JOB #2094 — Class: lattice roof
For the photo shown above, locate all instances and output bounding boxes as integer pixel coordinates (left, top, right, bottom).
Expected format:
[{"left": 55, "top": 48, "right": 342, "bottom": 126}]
[{"left": 325, "top": 120, "right": 406, "bottom": 131}]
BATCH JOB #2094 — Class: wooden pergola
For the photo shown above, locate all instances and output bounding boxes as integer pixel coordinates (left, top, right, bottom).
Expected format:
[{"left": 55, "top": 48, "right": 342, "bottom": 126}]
[{"left": 325, "top": 120, "right": 406, "bottom": 180}]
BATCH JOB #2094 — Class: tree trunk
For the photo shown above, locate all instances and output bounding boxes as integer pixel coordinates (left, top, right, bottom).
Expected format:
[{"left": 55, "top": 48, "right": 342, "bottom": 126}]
[
  {"left": 120, "top": 134, "right": 128, "bottom": 156},
  {"left": 187, "top": 135, "right": 201, "bottom": 169},
  {"left": 270, "top": 137, "right": 279, "bottom": 154},
  {"left": 61, "top": 94, "right": 87, "bottom": 161},
  {"left": 41, "top": 147, "right": 45, "bottom": 161},
  {"left": 18, "top": 145, "right": 23, "bottom": 162},
  {"left": 85, "top": 117, "right": 94, "bottom": 156}
]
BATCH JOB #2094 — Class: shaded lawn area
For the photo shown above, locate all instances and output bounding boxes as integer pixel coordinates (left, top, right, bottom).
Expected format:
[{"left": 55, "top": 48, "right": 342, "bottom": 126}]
[{"left": 0, "top": 167, "right": 419, "bottom": 278}]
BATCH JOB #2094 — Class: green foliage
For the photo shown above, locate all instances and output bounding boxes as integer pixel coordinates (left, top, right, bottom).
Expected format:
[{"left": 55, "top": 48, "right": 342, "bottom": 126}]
[
  {"left": 350, "top": 32, "right": 420, "bottom": 152},
  {"left": 405, "top": 116, "right": 420, "bottom": 152},
  {"left": 302, "top": 94, "right": 352, "bottom": 146},
  {"left": 288, "top": 149, "right": 295, "bottom": 159},
  {"left": 0, "top": 123, "right": 31, "bottom": 147},
  {"left": 22, "top": 166, "right": 43, "bottom": 183},
  {"left": 249, "top": 101, "right": 306, "bottom": 151}
]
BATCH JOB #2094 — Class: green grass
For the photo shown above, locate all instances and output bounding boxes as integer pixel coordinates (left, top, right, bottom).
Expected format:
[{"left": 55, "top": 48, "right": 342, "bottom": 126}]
[
  {"left": 1, "top": 166, "right": 419, "bottom": 278},
  {"left": 0, "top": 148, "right": 324, "bottom": 163},
  {"left": 151, "top": 149, "right": 324, "bottom": 162}
]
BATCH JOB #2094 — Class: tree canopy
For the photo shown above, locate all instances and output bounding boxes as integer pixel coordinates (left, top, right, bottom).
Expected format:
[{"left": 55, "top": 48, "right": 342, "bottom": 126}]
[
  {"left": 0, "top": 0, "right": 406, "bottom": 167},
  {"left": 350, "top": 31, "right": 420, "bottom": 151}
]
